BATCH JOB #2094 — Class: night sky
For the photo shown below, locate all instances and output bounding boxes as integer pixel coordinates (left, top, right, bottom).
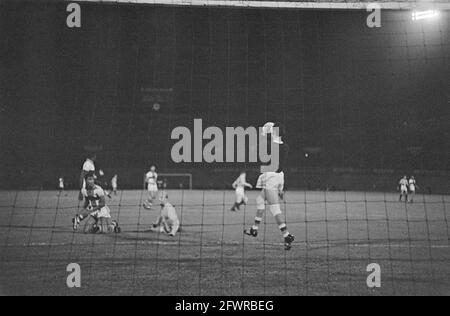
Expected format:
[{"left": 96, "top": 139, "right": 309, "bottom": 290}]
[{"left": 1, "top": 2, "right": 449, "bottom": 185}]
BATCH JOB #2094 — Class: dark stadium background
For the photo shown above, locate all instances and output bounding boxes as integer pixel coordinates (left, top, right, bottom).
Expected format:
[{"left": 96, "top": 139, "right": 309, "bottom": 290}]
[{"left": 0, "top": 1, "right": 449, "bottom": 191}]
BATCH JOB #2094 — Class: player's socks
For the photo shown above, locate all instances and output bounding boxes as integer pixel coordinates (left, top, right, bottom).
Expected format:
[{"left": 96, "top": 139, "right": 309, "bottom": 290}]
[
  {"left": 244, "top": 217, "right": 261, "bottom": 237},
  {"left": 72, "top": 215, "right": 81, "bottom": 230},
  {"left": 254, "top": 216, "right": 261, "bottom": 228},
  {"left": 279, "top": 223, "right": 289, "bottom": 236}
]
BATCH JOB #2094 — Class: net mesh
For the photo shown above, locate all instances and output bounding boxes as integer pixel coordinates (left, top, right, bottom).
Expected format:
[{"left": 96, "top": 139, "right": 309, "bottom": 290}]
[{"left": 0, "top": 1, "right": 449, "bottom": 295}]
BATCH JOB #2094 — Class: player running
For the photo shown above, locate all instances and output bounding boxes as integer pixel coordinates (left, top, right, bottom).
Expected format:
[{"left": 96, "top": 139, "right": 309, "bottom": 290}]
[
  {"left": 244, "top": 122, "right": 295, "bottom": 250},
  {"left": 151, "top": 192, "right": 180, "bottom": 237},
  {"left": 230, "top": 171, "right": 253, "bottom": 212},
  {"left": 408, "top": 176, "right": 418, "bottom": 203},
  {"left": 143, "top": 165, "right": 158, "bottom": 209},
  {"left": 398, "top": 175, "right": 409, "bottom": 202},
  {"left": 72, "top": 172, "right": 120, "bottom": 233}
]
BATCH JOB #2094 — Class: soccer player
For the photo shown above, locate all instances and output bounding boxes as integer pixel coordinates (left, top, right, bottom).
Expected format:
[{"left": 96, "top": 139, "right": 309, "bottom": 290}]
[
  {"left": 111, "top": 174, "right": 118, "bottom": 196},
  {"left": 58, "top": 177, "right": 65, "bottom": 196},
  {"left": 98, "top": 169, "right": 112, "bottom": 199},
  {"left": 79, "top": 154, "right": 96, "bottom": 201},
  {"left": 143, "top": 165, "right": 158, "bottom": 209},
  {"left": 151, "top": 192, "right": 180, "bottom": 237},
  {"left": 244, "top": 122, "right": 295, "bottom": 250},
  {"left": 230, "top": 171, "right": 253, "bottom": 212},
  {"left": 398, "top": 175, "right": 409, "bottom": 202},
  {"left": 72, "top": 172, "right": 120, "bottom": 233},
  {"left": 408, "top": 176, "right": 418, "bottom": 203}
]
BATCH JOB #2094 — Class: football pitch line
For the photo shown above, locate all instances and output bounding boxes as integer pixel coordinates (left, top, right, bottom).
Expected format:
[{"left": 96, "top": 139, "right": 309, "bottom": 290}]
[{"left": 6, "top": 240, "right": 449, "bottom": 249}]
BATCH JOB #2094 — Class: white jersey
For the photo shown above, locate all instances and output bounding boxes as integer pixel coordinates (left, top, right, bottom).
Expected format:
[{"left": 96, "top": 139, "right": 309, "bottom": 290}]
[
  {"left": 83, "top": 159, "right": 95, "bottom": 173},
  {"left": 233, "top": 174, "right": 247, "bottom": 189},
  {"left": 146, "top": 171, "right": 158, "bottom": 192},
  {"left": 157, "top": 202, "right": 180, "bottom": 235},
  {"left": 81, "top": 159, "right": 96, "bottom": 189},
  {"left": 161, "top": 202, "right": 179, "bottom": 224},
  {"left": 399, "top": 178, "right": 408, "bottom": 193},
  {"left": 409, "top": 179, "right": 416, "bottom": 191},
  {"left": 59, "top": 178, "right": 64, "bottom": 189},
  {"left": 83, "top": 184, "right": 111, "bottom": 218},
  {"left": 146, "top": 171, "right": 158, "bottom": 185},
  {"left": 111, "top": 177, "right": 117, "bottom": 188}
]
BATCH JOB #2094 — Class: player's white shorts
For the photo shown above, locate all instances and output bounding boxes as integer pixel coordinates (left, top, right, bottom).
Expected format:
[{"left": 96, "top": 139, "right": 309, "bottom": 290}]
[
  {"left": 409, "top": 186, "right": 416, "bottom": 193},
  {"left": 400, "top": 185, "right": 408, "bottom": 194},
  {"left": 91, "top": 206, "right": 111, "bottom": 219},
  {"left": 147, "top": 183, "right": 158, "bottom": 192},
  {"left": 256, "top": 172, "right": 284, "bottom": 191},
  {"left": 235, "top": 187, "right": 248, "bottom": 203}
]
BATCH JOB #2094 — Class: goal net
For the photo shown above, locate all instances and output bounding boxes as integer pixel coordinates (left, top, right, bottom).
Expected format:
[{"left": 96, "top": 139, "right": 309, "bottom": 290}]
[{"left": 0, "top": 0, "right": 449, "bottom": 296}]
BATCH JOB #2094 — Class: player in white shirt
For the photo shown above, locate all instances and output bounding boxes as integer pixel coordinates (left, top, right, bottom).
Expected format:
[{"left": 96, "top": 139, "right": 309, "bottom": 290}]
[
  {"left": 151, "top": 192, "right": 180, "bottom": 237},
  {"left": 79, "top": 154, "right": 96, "bottom": 201},
  {"left": 72, "top": 172, "right": 120, "bottom": 233},
  {"left": 58, "top": 177, "right": 65, "bottom": 196},
  {"left": 111, "top": 175, "right": 118, "bottom": 196},
  {"left": 143, "top": 166, "right": 158, "bottom": 210},
  {"left": 231, "top": 171, "right": 253, "bottom": 212},
  {"left": 398, "top": 175, "right": 409, "bottom": 202},
  {"left": 408, "top": 176, "right": 418, "bottom": 203},
  {"left": 244, "top": 122, "right": 294, "bottom": 250}
]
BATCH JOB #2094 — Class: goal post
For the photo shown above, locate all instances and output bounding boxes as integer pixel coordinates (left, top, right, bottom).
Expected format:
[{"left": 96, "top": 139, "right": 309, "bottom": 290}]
[{"left": 158, "top": 173, "right": 193, "bottom": 190}]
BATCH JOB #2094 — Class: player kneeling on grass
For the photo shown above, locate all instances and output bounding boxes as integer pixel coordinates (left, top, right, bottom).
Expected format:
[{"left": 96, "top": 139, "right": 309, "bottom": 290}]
[
  {"left": 244, "top": 122, "right": 294, "bottom": 250},
  {"left": 151, "top": 192, "right": 180, "bottom": 237},
  {"left": 73, "top": 172, "right": 121, "bottom": 234},
  {"left": 231, "top": 171, "right": 252, "bottom": 212}
]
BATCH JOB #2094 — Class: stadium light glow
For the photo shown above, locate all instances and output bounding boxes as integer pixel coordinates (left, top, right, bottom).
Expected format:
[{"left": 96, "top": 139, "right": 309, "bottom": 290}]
[{"left": 412, "top": 10, "right": 440, "bottom": 21}]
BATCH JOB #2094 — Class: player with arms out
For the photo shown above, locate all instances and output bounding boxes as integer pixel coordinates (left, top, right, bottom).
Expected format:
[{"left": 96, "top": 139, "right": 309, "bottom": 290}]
[
  {"left": 230, "top": 171, "right": 253, "bottom": 212},
  {"left": 72, "top": 172, "right": 120, "bottom": 233},
  {"left": 244, "top": 122, "right": 295, "bottom": 250},
  {"left": 398, "top": 175, "right": 409, "bottom": 202},
  {"left": 151, "top": 192, "right": 180, "bottom": 237},
  {"left": 143, "top": 165, "right": 158, "bottom": 210}
]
